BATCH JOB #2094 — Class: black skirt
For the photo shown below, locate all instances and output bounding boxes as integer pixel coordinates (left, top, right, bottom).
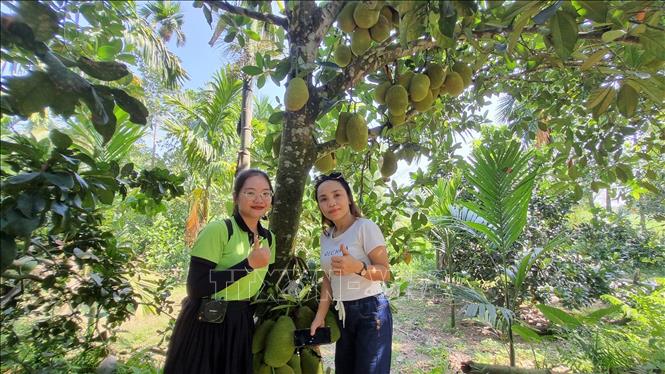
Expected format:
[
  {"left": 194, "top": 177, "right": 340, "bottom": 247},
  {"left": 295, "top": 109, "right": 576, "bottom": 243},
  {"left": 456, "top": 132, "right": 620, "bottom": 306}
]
[{"left": 163, "top": 297, "right": 254, "bottom": 374}]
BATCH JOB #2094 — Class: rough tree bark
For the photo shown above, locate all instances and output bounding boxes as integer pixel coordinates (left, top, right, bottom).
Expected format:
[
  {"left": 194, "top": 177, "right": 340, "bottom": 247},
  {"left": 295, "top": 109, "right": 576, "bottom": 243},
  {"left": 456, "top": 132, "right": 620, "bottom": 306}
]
[{"left": 236, "top": 77, "right": 254, "bottom": 173}]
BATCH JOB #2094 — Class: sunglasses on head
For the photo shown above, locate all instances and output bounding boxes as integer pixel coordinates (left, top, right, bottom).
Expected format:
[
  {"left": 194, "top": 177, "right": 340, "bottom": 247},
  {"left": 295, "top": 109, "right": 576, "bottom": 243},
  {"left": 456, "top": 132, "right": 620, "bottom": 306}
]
[{"left": 314, "top": 172, "right": 343, "bottom": 185}]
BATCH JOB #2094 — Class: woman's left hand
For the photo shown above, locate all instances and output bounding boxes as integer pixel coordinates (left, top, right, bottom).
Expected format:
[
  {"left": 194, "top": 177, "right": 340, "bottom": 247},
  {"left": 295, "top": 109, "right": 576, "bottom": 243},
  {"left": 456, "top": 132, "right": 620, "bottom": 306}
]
[{"left": 331, "top": 244, "right": 363, "bottom": 275}]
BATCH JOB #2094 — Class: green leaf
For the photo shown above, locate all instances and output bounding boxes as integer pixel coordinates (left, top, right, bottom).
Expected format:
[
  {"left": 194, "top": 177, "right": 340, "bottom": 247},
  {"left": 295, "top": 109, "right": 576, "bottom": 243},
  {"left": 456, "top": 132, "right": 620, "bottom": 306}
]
[
  {"left": 245, "top": 29, "right": 261, "bottom": 41},
  {"left": 49, "top": 129, "right": 72, "bottom": 150},
  {"left": 640, "top": 29, "right": 665, "bottom": 60},
  {"left": 44, "top": 172, "right": 75, "bottom": 190},
  {"left": 577, "top": 0, "right": 607, "bottom": 22},
  {"left": 512, "top": 324, "right": 542, "bottom": 343},
  {"left": 268, "top": 111, "right": 285, "bottom": 124},
  {"left": 438, "top": 0, "right": 457, "bottom": 39},
  {"left": 5, "top": 172, "right": 42, "bottom": 185},
  {"left": 601, "top": 29, "right": 626, "bottom": 43},
  {"left": 97, "top": 40, "right": 123, "bottom": 61},
  {"left": 537, "top": 304, "right": 581, "bottom": 328},
  {"left": 615, "top": 164, "right": 633, "bottom": 182},
  {"left": 203, "top": 5, "right": 213, "bottom": 26},
  {"left": 241, "top": 65, "right": 262, "bottom": 76},
  {"left": 533, "top": 1, "right": 561, "bottom": 25},
  {"left": 585, "top": 305, "right": 621, "bottom": 322},
  {"left": 549, "top": 10, "right": 578, "bottom": 59}
]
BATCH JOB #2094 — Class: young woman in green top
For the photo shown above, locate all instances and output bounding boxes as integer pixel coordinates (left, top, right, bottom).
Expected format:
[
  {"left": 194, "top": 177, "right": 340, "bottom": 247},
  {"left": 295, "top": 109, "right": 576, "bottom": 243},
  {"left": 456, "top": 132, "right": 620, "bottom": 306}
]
[{"left": 164, "top": 169, "right": 275, "bottom": 374}]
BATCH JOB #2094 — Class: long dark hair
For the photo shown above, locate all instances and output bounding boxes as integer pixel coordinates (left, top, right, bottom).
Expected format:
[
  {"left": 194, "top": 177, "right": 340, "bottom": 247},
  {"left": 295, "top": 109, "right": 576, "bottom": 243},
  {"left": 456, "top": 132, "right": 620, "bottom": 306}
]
[
  {"left": 232, "top": 169, "right": 273, "bottom": 216},
  {"left": 314, "top": 172, "right": 362, "bottom": 233}
]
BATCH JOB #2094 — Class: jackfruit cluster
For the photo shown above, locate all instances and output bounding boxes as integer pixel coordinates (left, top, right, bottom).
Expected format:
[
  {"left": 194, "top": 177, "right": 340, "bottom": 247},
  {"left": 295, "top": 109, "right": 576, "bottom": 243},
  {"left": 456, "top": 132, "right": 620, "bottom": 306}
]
[
  {"left": 333, "top": 111, "right": 368, "bottom": 153},
  {"left": 333, "top": 2, "right": 399, "bottom": 68},
  {"left": 253, "top": 308, "right": 336, "bottom": 374}
]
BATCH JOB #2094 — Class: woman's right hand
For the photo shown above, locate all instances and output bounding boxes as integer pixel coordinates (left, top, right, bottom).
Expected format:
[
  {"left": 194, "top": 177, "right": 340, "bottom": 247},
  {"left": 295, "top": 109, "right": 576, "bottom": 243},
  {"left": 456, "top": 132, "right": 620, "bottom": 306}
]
[
  {"left": 310, "top": 315, "right": 325, "bottom": 336},
  {"left": 248, "top": 238, "right": 271, "bottom": 269}
]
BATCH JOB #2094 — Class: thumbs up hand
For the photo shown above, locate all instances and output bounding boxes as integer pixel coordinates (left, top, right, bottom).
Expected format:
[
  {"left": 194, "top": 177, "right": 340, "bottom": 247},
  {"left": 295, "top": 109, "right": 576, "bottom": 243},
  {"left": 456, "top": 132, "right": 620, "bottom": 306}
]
[
  {"left": 331, "top": 244, "right": 362, "bottom": 275},
  {"left": 247, "top": 237, "right": 271, "bottom": 269}
]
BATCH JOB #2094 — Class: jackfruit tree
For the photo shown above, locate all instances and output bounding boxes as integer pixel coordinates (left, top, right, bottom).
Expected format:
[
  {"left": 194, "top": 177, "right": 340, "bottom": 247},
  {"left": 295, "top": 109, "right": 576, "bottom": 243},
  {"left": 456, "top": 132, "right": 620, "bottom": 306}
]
[{"left": 198, "top": 0, "right": 664, "bottom": 268}]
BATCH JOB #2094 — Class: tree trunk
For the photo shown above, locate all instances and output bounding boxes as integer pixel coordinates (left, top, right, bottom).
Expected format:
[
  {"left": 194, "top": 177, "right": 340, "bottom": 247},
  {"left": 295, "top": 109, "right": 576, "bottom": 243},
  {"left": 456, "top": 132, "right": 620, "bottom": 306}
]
[
  {"left": 236, "top": 77, "right": 254, "bottom": 173},
  {"left": 605, "top": 188, "right": 611, "bottom": 212}
]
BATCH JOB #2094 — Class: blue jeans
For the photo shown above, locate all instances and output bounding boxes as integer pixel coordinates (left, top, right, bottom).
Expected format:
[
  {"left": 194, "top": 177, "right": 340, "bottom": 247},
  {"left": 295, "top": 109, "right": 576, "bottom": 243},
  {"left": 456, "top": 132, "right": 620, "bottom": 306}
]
[{"left": 335, "top": 293, "right": 392, "bottom": 374}]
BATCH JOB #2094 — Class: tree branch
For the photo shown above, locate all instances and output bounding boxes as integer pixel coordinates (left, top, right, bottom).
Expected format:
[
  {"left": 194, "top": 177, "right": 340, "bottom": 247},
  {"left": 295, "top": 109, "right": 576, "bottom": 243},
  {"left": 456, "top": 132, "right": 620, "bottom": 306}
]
[
  {"left": 204, "top": 1, "right": 288, "bottom": 29},
  {"left": 311, "top": 2, "right": 346, "bottom": 46},
  {"left": 472, "top": 25, "right": 640, "bottom": 44},
  {"left": 317, "top": 38, "right": 438, "bottom": 108}
]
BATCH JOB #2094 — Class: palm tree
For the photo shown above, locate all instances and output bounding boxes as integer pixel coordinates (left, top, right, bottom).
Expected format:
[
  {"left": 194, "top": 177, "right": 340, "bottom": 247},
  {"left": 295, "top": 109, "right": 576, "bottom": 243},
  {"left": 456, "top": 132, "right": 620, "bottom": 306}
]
[
  {"left": 457, "top": 138, "right": 539, "bottom": 367},
  {"left": 164, "top": 68, "right": 242, "bottom": 244},
  {"left": 139, "top": 1, "right": 186, "bottom": 47}
]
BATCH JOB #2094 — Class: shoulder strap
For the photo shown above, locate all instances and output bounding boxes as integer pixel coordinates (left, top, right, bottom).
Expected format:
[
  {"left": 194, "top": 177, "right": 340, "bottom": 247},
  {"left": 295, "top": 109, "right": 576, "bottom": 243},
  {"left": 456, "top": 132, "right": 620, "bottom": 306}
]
[
  {"left": 267, "top": 231, "right": 274, "bottom": 247},
  {"left": 224, "top": 218, "right": 233, "bottom": 243}
]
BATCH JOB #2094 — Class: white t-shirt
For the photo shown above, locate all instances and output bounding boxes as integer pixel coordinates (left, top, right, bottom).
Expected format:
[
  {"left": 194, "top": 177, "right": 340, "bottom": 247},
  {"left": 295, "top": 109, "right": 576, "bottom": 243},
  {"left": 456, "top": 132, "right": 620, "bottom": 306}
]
[{"left": 320, "top": 218, "right": 386, "bottom": 301}]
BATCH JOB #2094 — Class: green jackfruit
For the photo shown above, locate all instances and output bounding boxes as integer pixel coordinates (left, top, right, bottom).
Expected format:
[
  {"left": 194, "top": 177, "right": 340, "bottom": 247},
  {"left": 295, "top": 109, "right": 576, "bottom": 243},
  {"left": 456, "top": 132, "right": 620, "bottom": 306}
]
[
  {"left": 353, "top": 3, "right": 380, "bottom": 29},
  {"left": 295, "top": 306, "right": 316, "bottom": 330},
  {"left": 370, "top": 15, "right": 391, "bottom": 43},
  {"left": 442, "top": 72, "right": 464, "bottom": 97},
  {"left": 385, "top": 84, "right": 409, "bottom": 115},
  {"left": 314, "top": 153, "right": 336, "bottom": 173},
  {"left": 409, "top": 73, "right": 430, "bottom": 102},
  {"left": 253, "top": 319, "right": 276, "bottom": 354},
  {"left": 346, "top": 114, "right": 368, "bottom": 152},
  {"left": 264, "top": 316, "right": 296, "bottom": 368},
  {"left": 351, "top": 28, "right": 372, "bottom": 56},
  {"left": 381, "top": 150, "right": 398, "bottom": 178},
  {"left": 381, "top": 5, "right": 399, "bottom": 27},
  {"left": 388, "top": 112, "right": 406, "bottom": 127},
  {"left": 288, "top": 354, "right": 302, "bottom": 374},
  {"left": 413, "top": 90, "right": 434, "bottom": 112},
  {"left": 285, "top": 77, "right": 309, "bottom": 112},
  {"left": 275, "top": 366, "right": 295, "bottom": 374},
  {"left": 336, "top": 112, "right": 351, "bottom": 145},
  {"left": 617, "top": 83, "right": 638, "bottom": 118},
  {"left": 337, "top": 2, "right": 357, "bottom": 33},
  {"left": 300, "top": 349, "right": 323, "bottom": 374},
  {"left": 256, "top": 364, "right": 271, "bottom": 374},
  {"left": 253, "top": 353, "right": 264, "bottom": 373},
  {"left": 272, "top": 133, "right": 281, "bottom": 158},
  {"left": 430, "top": 86, "right": 440, "bottom": 98},
  {"left": 426, "top": 63, "right": 446, "bottom": 89},
  {"left": 397, "top": 70, "right": 414, "bottom": 88},
  {"left": 334, "top": 45, "right": 352, "bottom": 67},
  {"left": 452, "top": 62, "right": 472, "bottom": 87},
  {"left": 325, "top": 311, "right": 341, "bottom": 342},
  {"left": 373, "top": 81, "right": 392, "bottom": 104}
]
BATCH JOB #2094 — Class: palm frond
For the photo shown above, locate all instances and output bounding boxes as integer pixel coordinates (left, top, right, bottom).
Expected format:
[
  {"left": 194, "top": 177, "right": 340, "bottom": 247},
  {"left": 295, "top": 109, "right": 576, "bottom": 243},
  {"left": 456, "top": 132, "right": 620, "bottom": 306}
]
[
  {"left": 495, "top": 94, "right": 515, "bottom": 124},
  {"left": 448, "top": 283, "right": 514, "bottom": 330}
]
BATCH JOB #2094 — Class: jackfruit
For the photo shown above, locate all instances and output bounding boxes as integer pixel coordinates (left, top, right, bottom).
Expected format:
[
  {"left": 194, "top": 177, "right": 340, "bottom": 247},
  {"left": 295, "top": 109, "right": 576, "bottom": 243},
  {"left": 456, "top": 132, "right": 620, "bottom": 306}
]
[
  {"left": 335, "top": 112, "right": 351, "bottom": 145},
  {"left": 373, "top": 81, "right": 392, "bottom": 104},
  {"left": 334, "top": 45, "right": 352, "bottom": 67},
  {"left": 617, "top": 83, "right": 638, "bottom": 118},
  {"left": 295, "top": 306, "right": 316, "bottom": 329},
  {"left": 409, "top": 73, "right": 430, "bottom": 102},
  {"left": 381, "top": 150, "right": 398, "bottom": 178},
  {"left": 370, "top": 15, "right": 391, "bottom": 43},
  {"left": 413, "top": 90, "right": 434, "bottom": 112},
  {"left": 380, "top": 5, "right": 398, "bottom": 26},
  {"left": 385, "top": 84, "right": 409, "bottom": 115},
  {"left": 397, "top": 70, "right": 414, "bottom": 88},
  {"left": 325, "top": 311, "right": 341, "bottom": 342},
  {"left": 275, "top": 366, "right": 295, "bottom": 374},
  {"left": 388, "top": 112, "right": 406, "bottom": 127},
  {"left": 314, "top": 153, "right": 336, "bottom": 173},
  {"left": 452, "top": 62, "right": 472, "bottom": 87},
  {"left": 430, "top": 86, "right": 440, "bottom": 98},
  {"left": 442, "top": 72, "right": 464, "bottom": 97},
  {"left": 264, "top": 316, "right": 296, "bottom": 368},
  {"left": 351, "top": 28, "right": 372, "bottom": 56},
  {"left": 288, "top": 354, "right": 302, "bottom": 374},
  {"left": 256, "top": 364, "right": 271, "bottom": 374},
  {"left": 353, "top": 3, "right": 380, "bottom": 29},
  {"left": 346, "top": 114, "right": 368, "bottom": 152},
  {"left": 426, "top": 63, "right": 446, "bottom": 89},
  {"left": 337, "top": 2, "right": 357, "bottom": 33},
  {"left": 285, "top": 77, "right": 309, "bottom": 112},
  {"left": 400, "top": 147, "right": 416, "bottom": 164},
  {"left": 253, "top": 319, "right": 276, "bottom": 354},
  {"left": 272, "top": 133, "right": 281, "bottom": 158},
  {"left": 300, "top": 349, "right": 323, "bottom": 374}
]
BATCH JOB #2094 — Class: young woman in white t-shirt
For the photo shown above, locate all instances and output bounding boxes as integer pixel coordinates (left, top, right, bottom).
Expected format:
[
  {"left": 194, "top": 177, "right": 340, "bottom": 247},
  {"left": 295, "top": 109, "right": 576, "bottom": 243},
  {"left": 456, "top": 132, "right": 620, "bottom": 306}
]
[{"left": 309, "top": 172, "right": 393, "bottom": 374}]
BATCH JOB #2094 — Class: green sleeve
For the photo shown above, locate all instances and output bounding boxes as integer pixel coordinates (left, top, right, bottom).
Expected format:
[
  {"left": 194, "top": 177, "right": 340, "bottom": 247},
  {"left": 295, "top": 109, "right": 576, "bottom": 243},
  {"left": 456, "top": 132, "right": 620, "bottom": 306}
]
[
  {"left": 190, "top": 221, "right": 227, "bottom": 264},
  {"left": 269, "top": 231, "right": 276, "bottom": 264}
]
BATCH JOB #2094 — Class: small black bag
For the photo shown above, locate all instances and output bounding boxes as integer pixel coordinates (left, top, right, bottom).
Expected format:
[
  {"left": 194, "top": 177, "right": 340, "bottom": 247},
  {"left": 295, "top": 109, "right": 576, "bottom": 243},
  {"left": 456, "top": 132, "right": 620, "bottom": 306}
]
[{"left": 197, "top": 298, "right": 228, "bottom": 323}]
